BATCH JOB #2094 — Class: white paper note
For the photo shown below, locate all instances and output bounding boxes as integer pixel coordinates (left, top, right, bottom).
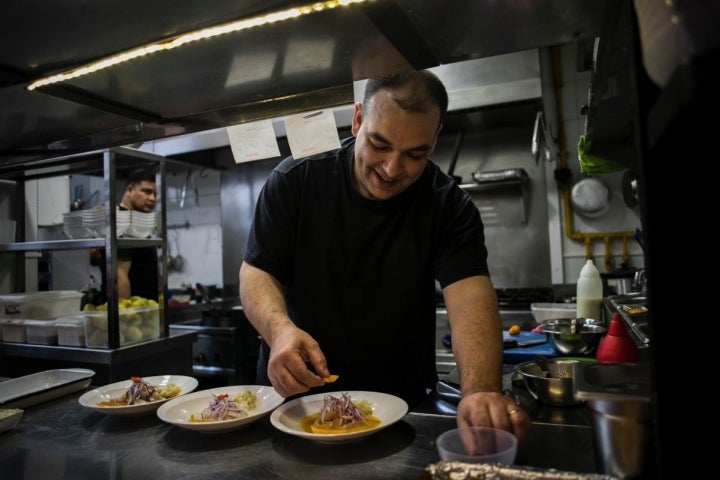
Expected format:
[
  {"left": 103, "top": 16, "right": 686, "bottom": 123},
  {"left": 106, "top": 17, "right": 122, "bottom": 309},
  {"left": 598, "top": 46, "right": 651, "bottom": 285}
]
[
  {"left": 284, "top": 109, "right": 341, "bottom": 159},
  {"left": 227, "top": 119, "right": 281, "bottom": 163}
]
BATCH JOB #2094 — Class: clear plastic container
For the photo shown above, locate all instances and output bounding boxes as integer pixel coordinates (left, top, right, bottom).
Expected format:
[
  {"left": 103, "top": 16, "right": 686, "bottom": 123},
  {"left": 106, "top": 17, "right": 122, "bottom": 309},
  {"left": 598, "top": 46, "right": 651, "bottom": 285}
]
[
  {"left": 0, "top": 291, "right": 83, "bottom": 319},
  {"left": 530, "top": 303, "right": 577, "bottom": 323},
  {"left": 84, "top": 305, "right": 160, "bottom": 348},
  {"left": 25, "top": 319, "right": 58, "bottom": 345},
  {"left": 56, "top": 317, "right": 86, "bottom": 347},
  {"left": 1, "top": 318, "right": 27, "bottom": 343}
]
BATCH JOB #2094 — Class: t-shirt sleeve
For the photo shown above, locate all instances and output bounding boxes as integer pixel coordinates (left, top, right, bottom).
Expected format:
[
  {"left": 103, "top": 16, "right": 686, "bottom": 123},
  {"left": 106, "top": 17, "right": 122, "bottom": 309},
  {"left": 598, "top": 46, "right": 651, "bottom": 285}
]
[
  {"left": 243, "top": 160, "right": 299, "bottom": 285},
  {"left": 434, "top": 188, "right": 490, "bottom": 289}
]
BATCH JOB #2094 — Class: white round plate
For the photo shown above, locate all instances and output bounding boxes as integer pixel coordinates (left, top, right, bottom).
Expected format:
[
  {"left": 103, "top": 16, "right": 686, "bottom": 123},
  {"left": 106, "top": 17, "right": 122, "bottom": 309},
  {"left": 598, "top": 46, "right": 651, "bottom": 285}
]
[
  {"left": 78, "top": 375, "right": 198, "bottom": 416},
  {"left": 269, "top": 390, "right": 408, "bottom": 444},
  {"left": 156, "top": 385, "right": 284, "bottom": 433}
]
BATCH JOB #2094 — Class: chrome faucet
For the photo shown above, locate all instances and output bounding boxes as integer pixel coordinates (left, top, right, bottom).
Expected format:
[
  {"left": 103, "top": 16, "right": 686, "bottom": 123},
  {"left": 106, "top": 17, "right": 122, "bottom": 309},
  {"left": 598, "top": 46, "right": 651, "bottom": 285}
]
[{"left": 633, "top": 269, "right": 647, "bottom": 293}]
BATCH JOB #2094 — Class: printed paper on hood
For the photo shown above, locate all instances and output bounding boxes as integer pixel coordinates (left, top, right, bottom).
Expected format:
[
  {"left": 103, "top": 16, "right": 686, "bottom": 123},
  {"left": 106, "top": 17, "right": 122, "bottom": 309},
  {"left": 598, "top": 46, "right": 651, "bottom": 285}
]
[
  {"left": 285, "top": 109, "right": 341, "bottom": 159},
  {"left": 227, "top": 119, "right": 281, "bottom": 163}
]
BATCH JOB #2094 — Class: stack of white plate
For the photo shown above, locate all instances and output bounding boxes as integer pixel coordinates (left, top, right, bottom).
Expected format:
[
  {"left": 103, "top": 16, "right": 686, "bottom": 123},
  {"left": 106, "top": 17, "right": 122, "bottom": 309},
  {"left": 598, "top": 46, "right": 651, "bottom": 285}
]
[
  {"left": 82, "top": 206, "right": 106, "bottom": 237},
  {"left": 62, "top": 211, "right": 93, "bottom": 239},
  {"left": 116, "top": 210, "right": 131, "bottom": 237},
  {"left": 126, "top": 210, "right": 156, "bottom": 238}
]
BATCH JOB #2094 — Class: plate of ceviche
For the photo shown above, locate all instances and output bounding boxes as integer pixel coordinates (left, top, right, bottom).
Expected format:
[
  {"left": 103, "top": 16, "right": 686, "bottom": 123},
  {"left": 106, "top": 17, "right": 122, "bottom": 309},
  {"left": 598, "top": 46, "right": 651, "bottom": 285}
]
[
  {"left": 156, "top": 385, "right": 284, "bottom": 433},
  {"left": 78, "top": 375, "right": 198, "bottom": 416},
  {"left": 269, "top": 391, "right": 408, "bottom": 444}
]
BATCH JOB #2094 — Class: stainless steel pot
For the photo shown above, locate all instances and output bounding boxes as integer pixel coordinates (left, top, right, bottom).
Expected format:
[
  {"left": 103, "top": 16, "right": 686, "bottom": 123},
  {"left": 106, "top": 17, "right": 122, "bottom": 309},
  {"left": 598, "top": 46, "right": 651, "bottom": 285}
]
[{"left": 570, "top": 177, "right": 610, "bottom": 218}]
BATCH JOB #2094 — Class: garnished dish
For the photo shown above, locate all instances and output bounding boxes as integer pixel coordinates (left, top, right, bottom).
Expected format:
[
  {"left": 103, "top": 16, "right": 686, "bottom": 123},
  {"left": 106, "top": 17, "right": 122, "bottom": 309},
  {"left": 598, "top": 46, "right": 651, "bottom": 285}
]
[
  {"left": 0, "top": 408, "right": 24, "bottom": 433},
  {"left": 189, "top": 390, "right": 257, "bottom": 422},
  {"left": 78, "top": 375, "right": 198, "bottom": 416},
  {"left": 97, "top": 376, "right": 181, "bottom": 406},
  {"left": 270, "top": 390, "right": 408, "bottom": 444},
  {"left": 300, "top": 392, "right": 381, "bottom": 434},
  {"left": 157, "top": 385, "right": 283, "bottom": 433}
]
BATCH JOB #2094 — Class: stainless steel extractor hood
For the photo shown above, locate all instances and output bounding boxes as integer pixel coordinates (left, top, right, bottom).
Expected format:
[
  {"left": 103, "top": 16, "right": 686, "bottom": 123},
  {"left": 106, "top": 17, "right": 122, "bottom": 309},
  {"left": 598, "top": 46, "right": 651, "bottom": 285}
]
[{"left": 0, "top": 0, "right": 612, "bottom": 167}]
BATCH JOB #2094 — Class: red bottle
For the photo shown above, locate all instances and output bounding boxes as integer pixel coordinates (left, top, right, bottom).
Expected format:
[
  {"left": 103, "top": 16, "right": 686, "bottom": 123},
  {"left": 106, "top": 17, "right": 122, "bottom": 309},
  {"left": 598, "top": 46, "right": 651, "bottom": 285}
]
[{"left": 596, "top": 313, "right": 639, "bottom": 363}]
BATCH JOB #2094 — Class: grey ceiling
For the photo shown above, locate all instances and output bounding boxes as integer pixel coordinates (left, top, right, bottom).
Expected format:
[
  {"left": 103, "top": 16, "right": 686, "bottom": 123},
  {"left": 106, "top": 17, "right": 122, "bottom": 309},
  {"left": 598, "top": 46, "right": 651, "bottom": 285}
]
[{"left": 0, "top": 0, "right": 612, "bottom": 166}]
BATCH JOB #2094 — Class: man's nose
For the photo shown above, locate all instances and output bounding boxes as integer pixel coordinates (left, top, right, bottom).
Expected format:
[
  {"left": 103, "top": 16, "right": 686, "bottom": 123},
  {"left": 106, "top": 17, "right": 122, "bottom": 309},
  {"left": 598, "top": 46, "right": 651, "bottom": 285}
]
[{"left": 381, "top": 152, "right": 404, "bottom": 178}]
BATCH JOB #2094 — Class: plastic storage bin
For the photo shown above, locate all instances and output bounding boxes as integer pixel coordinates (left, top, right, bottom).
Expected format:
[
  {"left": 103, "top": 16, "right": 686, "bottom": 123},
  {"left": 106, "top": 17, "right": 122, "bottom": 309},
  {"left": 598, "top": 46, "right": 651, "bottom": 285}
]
[
  {"left": 84, "top": 305, "right": 160, "bottom": 348},
  {"left": 0, "top": 291, "right": 83, "bottom": 319},
  {"left": 1, "top": 319, "right": 27, "bottom": 343},
  {"left": 56, "top": 317, "right": 86, "bottom": 347},
  {"left": 530, "top": 303, "right": 578, "bottom": 324},
  {"left": 25, "top": 319, "right": 58, "bottom": 345}
]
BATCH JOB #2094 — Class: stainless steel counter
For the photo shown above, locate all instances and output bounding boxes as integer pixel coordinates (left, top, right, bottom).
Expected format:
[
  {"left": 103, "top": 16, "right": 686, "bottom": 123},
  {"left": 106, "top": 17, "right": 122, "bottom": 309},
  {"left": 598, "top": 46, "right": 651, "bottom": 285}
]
[
  {"left": 0, "top": 376, "right": 600, "bottom": 479},
  {"left": 0, "top": 331, "right": 197, "bottom": 385}
]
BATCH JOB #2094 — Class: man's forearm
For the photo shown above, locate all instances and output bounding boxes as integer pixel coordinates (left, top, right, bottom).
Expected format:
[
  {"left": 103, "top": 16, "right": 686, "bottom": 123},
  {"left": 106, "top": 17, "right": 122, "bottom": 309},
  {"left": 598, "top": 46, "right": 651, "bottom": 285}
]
[
  {"left": 239, "top": 262, "right": 294, "bottom": 344},
  {"left": 444, "top": 276, "right": 504, "bottom": 394}
]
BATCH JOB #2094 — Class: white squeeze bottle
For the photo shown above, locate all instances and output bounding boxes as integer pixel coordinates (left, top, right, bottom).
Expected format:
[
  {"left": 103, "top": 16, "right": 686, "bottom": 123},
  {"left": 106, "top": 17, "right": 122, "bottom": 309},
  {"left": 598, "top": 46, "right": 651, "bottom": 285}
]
[{"left": 576, "top": 259, "right": 603, "bottom": 322}]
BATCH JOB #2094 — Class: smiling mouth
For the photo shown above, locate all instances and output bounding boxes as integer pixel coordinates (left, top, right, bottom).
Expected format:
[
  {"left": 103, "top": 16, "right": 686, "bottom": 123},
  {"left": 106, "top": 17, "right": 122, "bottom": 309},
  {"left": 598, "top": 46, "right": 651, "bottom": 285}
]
[{"left": 373, "top": 169, "right": 396, "bottom": 187}]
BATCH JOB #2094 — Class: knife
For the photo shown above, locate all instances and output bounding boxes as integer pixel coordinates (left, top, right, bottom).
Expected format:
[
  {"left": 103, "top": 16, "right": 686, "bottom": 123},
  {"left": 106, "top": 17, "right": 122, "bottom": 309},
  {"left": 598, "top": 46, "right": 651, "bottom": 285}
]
[{"left": 503, "top": 337, "right": 547, "bottom": 349}]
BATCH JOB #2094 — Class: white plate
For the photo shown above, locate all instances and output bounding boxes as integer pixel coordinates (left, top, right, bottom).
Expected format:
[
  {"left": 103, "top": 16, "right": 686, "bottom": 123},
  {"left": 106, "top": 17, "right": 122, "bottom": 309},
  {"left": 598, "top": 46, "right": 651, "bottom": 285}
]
[
  {"left": 0, "top": 368, "right": 95, "bottom": 409},
  {"left": 269, "top": 391, "right": 408, "bottom": 444},
  {"left": 156, "top": 385, "right": 283, "bottom": 433},
  {"left": 0, "top": 408, "right": 24, "bottom": 432},
  {"left": 78, "top": 375, "right": 198, "bottom": 416}
]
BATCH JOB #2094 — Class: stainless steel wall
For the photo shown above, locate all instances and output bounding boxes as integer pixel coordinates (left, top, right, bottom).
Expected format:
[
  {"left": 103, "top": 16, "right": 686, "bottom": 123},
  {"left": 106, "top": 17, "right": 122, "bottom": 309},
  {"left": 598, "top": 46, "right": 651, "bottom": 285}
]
[{"left": 431, "top": 125, "right": 552, "bottom": 289}]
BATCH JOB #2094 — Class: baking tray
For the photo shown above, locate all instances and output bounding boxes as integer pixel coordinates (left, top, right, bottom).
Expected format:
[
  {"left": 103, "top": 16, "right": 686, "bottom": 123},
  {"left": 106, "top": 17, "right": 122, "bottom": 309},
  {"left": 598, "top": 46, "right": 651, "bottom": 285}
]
[
  {"left": 0, "top": 368, "right": 95, "bottom": 408},
  {"left": 424, "top": 461, "right": 618, "bottom": 479}
]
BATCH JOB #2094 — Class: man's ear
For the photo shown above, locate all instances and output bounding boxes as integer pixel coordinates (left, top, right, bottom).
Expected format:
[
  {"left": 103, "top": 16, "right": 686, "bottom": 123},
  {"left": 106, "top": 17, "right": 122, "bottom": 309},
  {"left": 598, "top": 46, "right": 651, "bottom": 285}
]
[{"left": 351, "top": 102, "right": 363, "bottom": 136}]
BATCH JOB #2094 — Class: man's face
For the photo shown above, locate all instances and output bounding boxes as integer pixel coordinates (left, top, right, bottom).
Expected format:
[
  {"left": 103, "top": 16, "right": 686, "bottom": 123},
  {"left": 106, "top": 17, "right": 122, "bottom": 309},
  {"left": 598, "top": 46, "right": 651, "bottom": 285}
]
[
  {"left": 351, "top": 90, "right": 441, "bottom": 201},
  {"left": 127, "top": 180, "right": 157, "bottom": 212}
]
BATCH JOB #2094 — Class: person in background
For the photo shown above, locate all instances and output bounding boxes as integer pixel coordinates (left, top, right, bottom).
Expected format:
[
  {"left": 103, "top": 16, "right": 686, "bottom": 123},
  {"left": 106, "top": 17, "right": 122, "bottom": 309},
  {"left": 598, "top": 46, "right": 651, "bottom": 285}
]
[
  {"left": 117, "top": 167, "right": 159, "bottom": 300},
  {"left": 239, "top": 70, "right": 530, "bottom": 441}
]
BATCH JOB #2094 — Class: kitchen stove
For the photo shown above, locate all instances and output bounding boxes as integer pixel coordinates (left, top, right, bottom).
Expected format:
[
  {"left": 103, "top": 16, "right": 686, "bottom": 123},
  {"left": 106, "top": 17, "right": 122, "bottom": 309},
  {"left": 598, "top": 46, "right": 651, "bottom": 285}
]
[
  {"left": 168, "top": 307, "right": 260, "bottom": 387},
  {"left": 435, "top": 287, "right": 555, "bottom": 374}
]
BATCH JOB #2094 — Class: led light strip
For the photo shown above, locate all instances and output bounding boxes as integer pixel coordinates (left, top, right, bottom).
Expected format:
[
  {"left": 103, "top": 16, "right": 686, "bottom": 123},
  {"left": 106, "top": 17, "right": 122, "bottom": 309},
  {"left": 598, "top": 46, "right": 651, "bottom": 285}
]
[{"left": 27, "top": 0, "right": 369, "bottom": 91}]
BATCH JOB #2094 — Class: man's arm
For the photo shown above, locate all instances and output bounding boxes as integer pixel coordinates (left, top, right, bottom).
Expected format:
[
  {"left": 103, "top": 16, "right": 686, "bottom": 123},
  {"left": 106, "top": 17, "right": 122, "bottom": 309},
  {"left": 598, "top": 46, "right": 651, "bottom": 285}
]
[
  {"left": 443, "top": 275, "right": 503, "bottom": 395},
  {"left": 239, "top": 261, "right": 328, "bottom": 396},
  {"left": 444, "top": 275, "right": 530, "bottom": 440},
  {"left": 239, "top": 261, "right": 292, "bottom": 344},
  {"left": 117, "top": 259, "right": 132, "bottom": 299}
]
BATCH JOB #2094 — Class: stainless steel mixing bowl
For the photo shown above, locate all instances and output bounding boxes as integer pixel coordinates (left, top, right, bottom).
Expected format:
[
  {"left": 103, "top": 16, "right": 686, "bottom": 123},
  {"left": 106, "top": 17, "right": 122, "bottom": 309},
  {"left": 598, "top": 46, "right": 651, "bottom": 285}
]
[
  {"left": 542, "top": 318, "right": 606, "bottom": 355},
  {"left": 514, "top": 358, "right": 585, "bottom": 407}
]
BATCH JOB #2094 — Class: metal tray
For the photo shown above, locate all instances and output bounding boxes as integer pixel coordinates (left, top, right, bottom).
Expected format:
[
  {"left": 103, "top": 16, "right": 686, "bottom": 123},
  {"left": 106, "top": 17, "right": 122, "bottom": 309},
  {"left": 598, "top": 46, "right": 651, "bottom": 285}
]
[
  {"left": 0, "top": 368, "right": 95, "bottom": 408},
  {"left": 424, "top": 461, "right": 618, "bottom": 479}
]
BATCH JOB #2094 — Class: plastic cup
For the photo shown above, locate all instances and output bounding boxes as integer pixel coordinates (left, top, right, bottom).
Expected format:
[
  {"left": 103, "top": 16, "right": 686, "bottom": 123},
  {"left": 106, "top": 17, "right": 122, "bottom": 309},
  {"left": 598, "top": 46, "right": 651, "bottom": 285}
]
[{"left": 436, "top": 426, "right": 518, "bottom": 464}]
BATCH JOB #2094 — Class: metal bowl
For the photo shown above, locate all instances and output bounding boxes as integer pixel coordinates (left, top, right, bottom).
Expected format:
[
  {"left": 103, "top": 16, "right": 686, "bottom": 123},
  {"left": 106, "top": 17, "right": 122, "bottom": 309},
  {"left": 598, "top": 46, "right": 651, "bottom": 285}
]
[
  {"left": 514, "top": 359, "right": 585, "bottom": 407},
  {"left": 542, "top": 318, "right": 607, "bottom": 355}
]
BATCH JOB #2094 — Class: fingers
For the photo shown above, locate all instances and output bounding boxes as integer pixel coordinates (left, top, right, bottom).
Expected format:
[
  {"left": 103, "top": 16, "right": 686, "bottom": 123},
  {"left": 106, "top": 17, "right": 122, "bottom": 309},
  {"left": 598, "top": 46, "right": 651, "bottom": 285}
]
[
  {"left": 457, "top": 392, "right": 531, "bottom": 444},
  {"left": 267, "top": 332, "right": 328, "bottom": 397}
]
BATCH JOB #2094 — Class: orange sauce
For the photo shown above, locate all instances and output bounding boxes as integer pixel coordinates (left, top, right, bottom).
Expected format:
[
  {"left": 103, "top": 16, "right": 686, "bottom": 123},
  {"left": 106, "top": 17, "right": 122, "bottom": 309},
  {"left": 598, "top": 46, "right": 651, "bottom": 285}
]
[
  {"left": 97, "top": 400, "right": 127, "bottom": 407},
  {"left": 300, "top": 412, "right": 381, "bottom": 434}
]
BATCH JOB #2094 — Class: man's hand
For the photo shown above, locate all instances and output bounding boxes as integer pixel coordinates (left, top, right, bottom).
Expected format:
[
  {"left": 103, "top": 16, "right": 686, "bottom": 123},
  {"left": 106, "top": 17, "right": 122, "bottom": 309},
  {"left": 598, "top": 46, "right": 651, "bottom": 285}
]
[
  {"left": 266, "top": 324, "right": 329, "bottom": 397},
  {"left": 456, "top": 391, "right": 531, "bottom": 443}
]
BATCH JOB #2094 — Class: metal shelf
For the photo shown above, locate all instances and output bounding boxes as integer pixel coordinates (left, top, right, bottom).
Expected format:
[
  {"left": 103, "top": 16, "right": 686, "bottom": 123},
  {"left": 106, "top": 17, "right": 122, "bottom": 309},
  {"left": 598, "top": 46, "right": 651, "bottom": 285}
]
[
  {"left": 460, "top": 168, "right": 530, "bottom": 225},
  {"left": 1, "top": 146, "right": 168, "bottom": 351},
  {"left": 0, "top": 238, "right": 161, "bottom": 252}
]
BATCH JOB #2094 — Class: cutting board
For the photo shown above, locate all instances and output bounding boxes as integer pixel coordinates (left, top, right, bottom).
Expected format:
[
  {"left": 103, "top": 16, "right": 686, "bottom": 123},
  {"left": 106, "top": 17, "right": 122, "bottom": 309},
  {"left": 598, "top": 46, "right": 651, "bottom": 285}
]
[{"left": 502, "top": 331, "right": 558, "bottom": 362}]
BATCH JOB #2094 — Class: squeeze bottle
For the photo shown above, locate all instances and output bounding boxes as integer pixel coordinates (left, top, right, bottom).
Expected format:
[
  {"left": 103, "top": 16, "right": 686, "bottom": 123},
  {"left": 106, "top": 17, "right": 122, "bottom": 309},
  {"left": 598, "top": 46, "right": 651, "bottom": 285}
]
[
  {"left": 576, "top": 259, "right": 603, "bottom": 322},
  {"left": 596, "top": 313, "right": 639, "bottom": 363}
]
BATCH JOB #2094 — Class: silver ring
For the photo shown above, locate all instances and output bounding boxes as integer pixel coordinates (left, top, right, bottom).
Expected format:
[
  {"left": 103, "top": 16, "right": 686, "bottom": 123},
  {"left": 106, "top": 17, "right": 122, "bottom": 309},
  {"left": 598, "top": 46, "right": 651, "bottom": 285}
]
[{"left": 508, "top": 409, "right": 521, "bottom": 416}]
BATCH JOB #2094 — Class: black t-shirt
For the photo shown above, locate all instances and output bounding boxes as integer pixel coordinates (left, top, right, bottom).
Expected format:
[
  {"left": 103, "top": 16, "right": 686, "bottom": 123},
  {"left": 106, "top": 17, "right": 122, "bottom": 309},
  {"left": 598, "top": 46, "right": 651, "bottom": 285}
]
[
  {"left": 243, "top": 137, "right": 489, "bottom": 405},
  {"left": 116, "top": 207, "right": 159, "bottom": 301},
  {"left": 117, "top": 244, "right": 159, "bottom": 301}
]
